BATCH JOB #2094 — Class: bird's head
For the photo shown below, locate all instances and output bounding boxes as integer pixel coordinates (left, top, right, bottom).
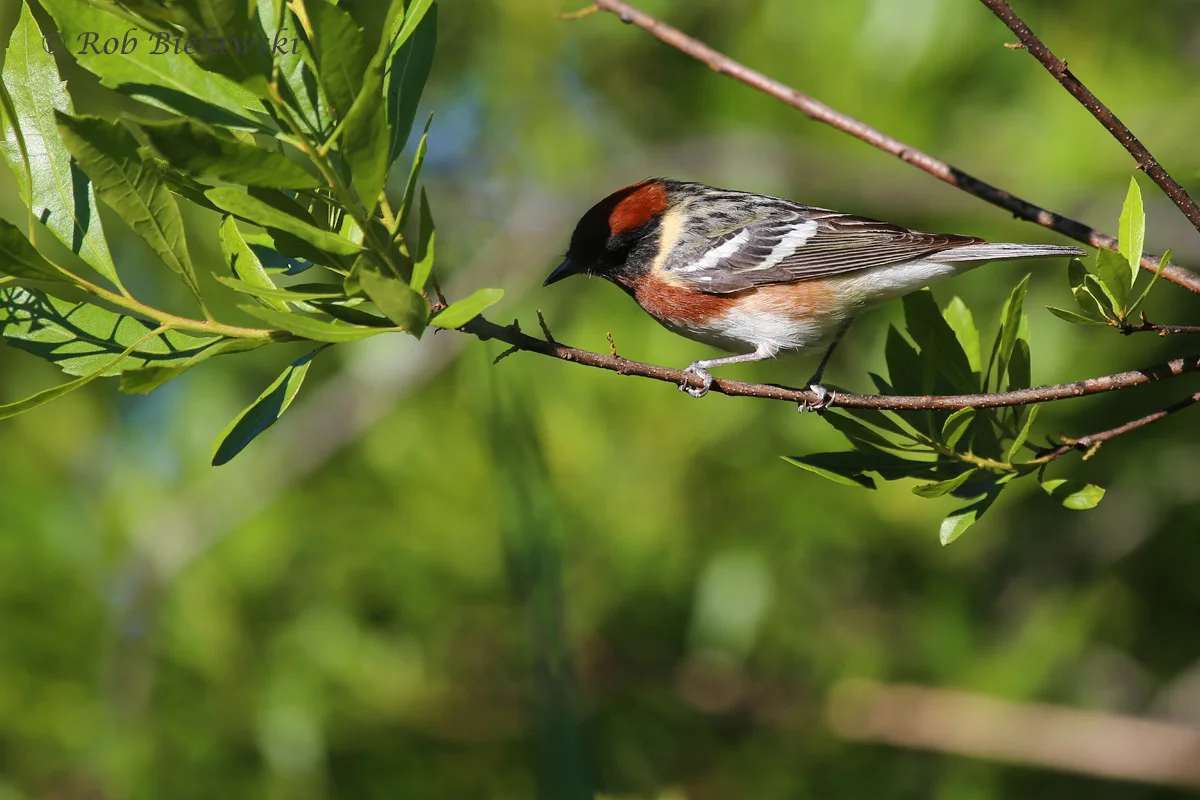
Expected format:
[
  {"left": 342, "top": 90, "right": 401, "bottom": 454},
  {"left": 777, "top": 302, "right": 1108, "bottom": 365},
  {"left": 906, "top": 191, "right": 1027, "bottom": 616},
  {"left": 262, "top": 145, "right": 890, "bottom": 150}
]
[{"left": 544, "top": 179, "right": 672, "bottom": 287}]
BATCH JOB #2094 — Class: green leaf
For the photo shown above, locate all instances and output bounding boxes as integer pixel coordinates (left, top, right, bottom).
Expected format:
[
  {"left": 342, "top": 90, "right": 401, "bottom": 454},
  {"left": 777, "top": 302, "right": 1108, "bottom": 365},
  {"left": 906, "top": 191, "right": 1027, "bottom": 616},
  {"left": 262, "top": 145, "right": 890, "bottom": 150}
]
[
  {"left": 1007, "top": 404, "right": 1040, "bottom": 460},
  {"left": 306, "top": 0, "right": 371, "bottom": 120},
  {"left": 119, "top": 337, "right": 267, "bottom": 394},
  {"left": 1047, "top": 306, "right": 1108, "bottom": 325},
  {"left": 340, "top": 42, "right": 390, "bottom": 215},
  {"left": 1094, "top": 249, "right": 1131, "bottom": 313},
  {"left": 143, "top": 121, "right": 318, "bottom": 188},
  {"left": 219, "top": 215, "right": 288, "bottom": 311},
  {"left": 356, "top": 255, "right": 427, "bottom": 336},
  {"left": 783, "top": 453, "right": 877, "bottom": 489},
  {"left": 173, "top": 0, "right": 273, "bottom": 91},
  {"left": 0, "top": 286, "right": 218, "bottom": 376},
  {"left": 429, "top": 288, "right": 504, "bottom": 329},
  {"left": 913, "top": 468, "right": 978, "bottom": 499},
  {"left": 1118, "top": 175, "right": 1145, "bottom": 287},
  {"left": 395, "top": 114, "right": 431, "bottom": 233},
  {"left": 211, "top": 350, "right": 317, "bottom": 466},
  {"left": 40, "top": 0, "right": 262, "bottom": 127},
  {"left": 1084, "top": 273, "right": 1118, "bottom": 320},
  {"left": 941, "top": 407, "right": 975, "bottom": 449},
  {"left": 988, "top": 275, "right": 1029, "bottom": 391},
  {"left": 903, "top": 289, "right": 975, "bottom": 393},
  {"left": 940, "top": 483, "right": 1005, "bottom": 545},
  {"left": 823, "top": 410, "right": 924, "bottom": 454},
  {"left": 941, "top": 296, "right": 980, "bottom": 375},
  {"left": 238, "top": 303, "right": 395, "bottom": 342},
  {"left": 0, "top": 321, "right": 167, "bottom": 420},
  {"left": 0, "top": 4, "right": 118, "bottom": 287},
  {"left": 385, "top": 3, "right": 437, "bottom": 166},
  {"left": 259, "top": 0, "right": 329, "bottom": 133},
  {"left": 1008, "top": 337, "right": 1031, "bottom": 392},
  {"left": 56, "top": 114, "right": 201, "bottom": 300},
  {"left": 0, "top": 218, "right": 69, "bottom": 282},
  {"left": 214, "top": 275, "right": 343, "bottom": 302},
  {"left": 1129, "top": 249, "right": 1171, "bottom": 315},
  {"left": 1067, "top": 258, "right": 1089, "bottom": 293},
  {"left": 410, "top": 188, "right": 436, "bottom": 292},
  {"left": 1042, "top": 479, "right": 1105, "bottom": 510},
  {"left": 205, "top": 188, "right": 363, "bottom": 256},
  {"left": 884, "top": 325, "right": 922, "bottom": 395}
]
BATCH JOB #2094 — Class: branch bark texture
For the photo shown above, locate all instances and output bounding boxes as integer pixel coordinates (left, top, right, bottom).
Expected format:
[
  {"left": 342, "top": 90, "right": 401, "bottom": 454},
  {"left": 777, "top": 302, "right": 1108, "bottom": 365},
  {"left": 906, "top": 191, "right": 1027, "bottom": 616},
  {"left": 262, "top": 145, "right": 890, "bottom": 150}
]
[{"left": 586, "top": 0, "right": 1200, "bottom": 294}]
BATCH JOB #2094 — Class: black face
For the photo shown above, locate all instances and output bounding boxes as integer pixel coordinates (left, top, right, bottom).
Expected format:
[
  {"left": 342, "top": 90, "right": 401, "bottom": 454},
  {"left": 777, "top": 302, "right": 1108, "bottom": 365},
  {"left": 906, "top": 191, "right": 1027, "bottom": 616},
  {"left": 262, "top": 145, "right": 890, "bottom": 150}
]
[{"left": 543, "top": 181, "right": 667, "bottom": 287}]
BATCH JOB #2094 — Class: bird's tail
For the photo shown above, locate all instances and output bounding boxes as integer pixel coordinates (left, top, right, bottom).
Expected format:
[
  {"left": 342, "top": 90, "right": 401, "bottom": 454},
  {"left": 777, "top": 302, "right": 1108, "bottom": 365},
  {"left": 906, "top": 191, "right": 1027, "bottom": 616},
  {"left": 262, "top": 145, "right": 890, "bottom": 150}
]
[{"left": 938, "top": 243, "right": 1087, "bottom": 263}]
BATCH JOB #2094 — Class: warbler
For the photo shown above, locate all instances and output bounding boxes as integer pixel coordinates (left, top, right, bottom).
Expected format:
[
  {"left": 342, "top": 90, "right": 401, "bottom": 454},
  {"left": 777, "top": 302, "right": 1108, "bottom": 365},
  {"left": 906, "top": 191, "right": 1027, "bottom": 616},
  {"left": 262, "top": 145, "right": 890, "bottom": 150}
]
[{"left": 544, "top": 178, "right": 1084, "bottom": 409}]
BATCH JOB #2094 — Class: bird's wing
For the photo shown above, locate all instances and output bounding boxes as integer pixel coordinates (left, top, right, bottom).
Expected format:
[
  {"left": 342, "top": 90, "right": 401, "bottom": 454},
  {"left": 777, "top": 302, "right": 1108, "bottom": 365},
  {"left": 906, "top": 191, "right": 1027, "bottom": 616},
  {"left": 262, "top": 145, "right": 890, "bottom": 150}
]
[{"left": 669, "top": 203, "right": 984, "bottom": 294}]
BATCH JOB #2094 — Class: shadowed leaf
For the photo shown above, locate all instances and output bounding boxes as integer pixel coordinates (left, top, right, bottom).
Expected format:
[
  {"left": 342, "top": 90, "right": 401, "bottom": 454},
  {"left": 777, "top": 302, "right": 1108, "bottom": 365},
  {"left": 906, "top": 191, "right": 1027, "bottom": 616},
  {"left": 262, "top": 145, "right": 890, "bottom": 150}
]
[
  {"left": 211, "top": 350, "right": 316, "bottom": 465},
  {"left": 143, "top": 121, "right": 318, "bottom": 188}
]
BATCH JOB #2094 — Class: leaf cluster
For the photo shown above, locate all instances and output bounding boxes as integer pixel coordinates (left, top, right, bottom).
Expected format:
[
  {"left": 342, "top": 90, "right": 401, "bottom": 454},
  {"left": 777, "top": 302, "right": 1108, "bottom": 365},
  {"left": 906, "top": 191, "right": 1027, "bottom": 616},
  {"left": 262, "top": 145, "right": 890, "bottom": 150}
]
[{"left": 0, "top": 0, "right": 502, "bottom": 463}]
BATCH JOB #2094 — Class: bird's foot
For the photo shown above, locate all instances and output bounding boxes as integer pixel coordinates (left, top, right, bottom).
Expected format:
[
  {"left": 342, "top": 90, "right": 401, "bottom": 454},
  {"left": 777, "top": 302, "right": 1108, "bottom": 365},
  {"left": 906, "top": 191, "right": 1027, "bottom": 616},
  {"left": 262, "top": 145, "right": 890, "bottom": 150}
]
[
  {"left": 798, "top": 384, "right": 836, "bottom": 414},
  {"left": 679, "top": 363, "right": 714, "bottom": 398}
]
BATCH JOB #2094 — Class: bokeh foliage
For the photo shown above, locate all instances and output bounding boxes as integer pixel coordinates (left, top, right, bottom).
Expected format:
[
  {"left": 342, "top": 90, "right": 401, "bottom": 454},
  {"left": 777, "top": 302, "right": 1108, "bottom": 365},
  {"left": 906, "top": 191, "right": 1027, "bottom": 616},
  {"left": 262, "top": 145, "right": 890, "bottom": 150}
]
[{"left": 1, "top": 0, "right": 1200, "bottom": 798}]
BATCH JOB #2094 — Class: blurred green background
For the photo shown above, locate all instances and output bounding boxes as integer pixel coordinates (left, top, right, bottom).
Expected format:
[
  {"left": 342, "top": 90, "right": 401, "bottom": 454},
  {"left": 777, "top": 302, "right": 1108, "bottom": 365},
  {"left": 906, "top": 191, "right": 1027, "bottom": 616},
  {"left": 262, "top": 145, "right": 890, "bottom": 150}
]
[{"left": 3, "top": 0, "right": 1200, "bottom": 797}]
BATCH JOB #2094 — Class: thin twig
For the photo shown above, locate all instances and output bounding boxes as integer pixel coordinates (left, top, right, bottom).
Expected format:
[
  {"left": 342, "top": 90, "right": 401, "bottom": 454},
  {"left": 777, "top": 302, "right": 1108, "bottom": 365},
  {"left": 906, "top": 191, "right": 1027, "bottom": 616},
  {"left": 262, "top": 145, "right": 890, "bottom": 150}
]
[
  {"left": 1034, "top": 391, "right": 1200, "bottom": 462},
  {"left": 460, "top": 314, "right": 1200, "bottom": 411},
  {"left": 537, "top": 309, "right": 556, "bottom": 343},
  {"left": 980, "top": 0, "right": 1200, "bottom": 236},
  {"left": 556, "top": 4, "right": 599, "bottom": 20},
  {"left": 583, "top": 0, "right": 1200, "bottom": 294},
  {"left": 1120, "top": 315, "right": 1200, "bottom": 337}
]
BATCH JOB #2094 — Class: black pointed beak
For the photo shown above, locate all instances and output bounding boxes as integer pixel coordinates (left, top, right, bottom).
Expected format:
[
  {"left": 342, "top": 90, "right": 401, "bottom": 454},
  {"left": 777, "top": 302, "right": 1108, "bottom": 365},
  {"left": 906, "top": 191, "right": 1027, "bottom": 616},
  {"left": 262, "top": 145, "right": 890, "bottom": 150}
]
[{"left": 543, "top": 257, "right": 581, "bottom": 287}]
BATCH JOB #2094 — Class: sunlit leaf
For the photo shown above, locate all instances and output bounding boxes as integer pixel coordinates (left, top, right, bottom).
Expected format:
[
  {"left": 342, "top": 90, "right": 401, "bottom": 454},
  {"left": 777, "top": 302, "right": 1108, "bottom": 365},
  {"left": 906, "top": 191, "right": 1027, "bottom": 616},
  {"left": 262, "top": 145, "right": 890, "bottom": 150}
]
[
  {"left": 119, "top": 337, "right": 267, "bottom": 394},
  {"left": 214, "top": 275, "right": 343, "bottom": 302},
  {"left": 56, "top": 114, "right": 201, "bottom": 300},
  {"left": 913, "top": 468, "right": 978, "bottom": 499},
  {"left": 942, "top": 296, "right": 980, "bottom": 375},
  {"left": 239, "top": 304, "right": 395, "bottom": 342},
  {"left": 941, "top": 407, "right": 975, "bottom": 449},
  {"left": 940, "top": 483, "right": 1005, "bottom": 545},
  {"left": 1118, "top": 175, "right": 1145, "bottom": 287},
  {"left": 40, "top": 0, "right": 262, "bottom": 127},
  {"left": 429, "top": 288, "right": 503, "bottom": 329},
  {"left": 1046, "top": 306, "right": 1108, "bottom": 325},
  {"left": 0, "top": 287, "right": 218, "bottom": 376},
  {"left": 211, "top": 350, "right": 317, "bottom": 465},
  {"left": 0, "top": 321, "right": 167, "bottom": 420},
  {"left": 143, "top": 121, "right": 319, "bottom": 188},
  {"left": 394, "top": 114, "right": 432, "bottom": 233},
  {"left": 219, "top": 215, "right": 289, "bottom": 311},
  {"left": 410, "top": 188, "right": 436, "bottom": 292},
  {"left": 1094, "top": 249, "right": 1131, "bottom": 313},
  {"left": 356, "top": 255, "right": 427, "bottom": 336},
  {"left": 1007, "top": 404, "right": 1040, "bottom": 460},
  {"left": 306, "top": 0, "right": 371, "bottom": 119},
  {"left": 0, "top": 4, "right": 117, "bottom": 288},
  {"left": 386, "top": 4, "right": 437, "bottom": 166},
  {"left": 206, "top": 188, "right": 364, "bottom": 256},
  {"left": 989, "top": 274, "right": 1029, "bottom": 392},
  {"left": 1041, "top": 478, "right": 1105, "bottom": 510}
]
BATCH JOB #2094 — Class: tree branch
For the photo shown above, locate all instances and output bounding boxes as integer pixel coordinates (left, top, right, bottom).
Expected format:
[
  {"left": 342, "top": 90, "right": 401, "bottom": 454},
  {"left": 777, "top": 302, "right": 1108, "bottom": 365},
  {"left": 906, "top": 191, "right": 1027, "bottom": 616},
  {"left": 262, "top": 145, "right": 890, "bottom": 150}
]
[
  {"left": 461, "top": 314, "right": 1200, "bottom": 411},
  {"left": 980, "top": 0, "right": 1200, "bottom": 236},
  {"left": 1035, "top": 391, "right": 1200, "bottom": 462},
  {"left": 584, "top": 0, "right": 1200, "bottom": 294}
]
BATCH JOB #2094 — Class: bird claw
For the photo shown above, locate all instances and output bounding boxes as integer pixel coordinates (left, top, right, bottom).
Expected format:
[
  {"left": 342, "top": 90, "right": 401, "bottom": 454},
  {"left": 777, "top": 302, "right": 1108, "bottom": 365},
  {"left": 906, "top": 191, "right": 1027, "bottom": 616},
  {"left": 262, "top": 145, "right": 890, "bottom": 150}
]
[
  {"left": 798, "top": 384, "right": 836, "bottom": 414},
  {"left": 679, "top": 364, "right": 713, "bottom": 398}
]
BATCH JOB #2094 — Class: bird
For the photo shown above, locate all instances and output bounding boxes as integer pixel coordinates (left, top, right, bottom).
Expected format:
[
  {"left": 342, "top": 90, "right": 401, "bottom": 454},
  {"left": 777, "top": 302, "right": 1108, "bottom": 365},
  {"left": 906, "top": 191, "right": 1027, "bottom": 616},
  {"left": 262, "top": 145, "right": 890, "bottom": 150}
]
[{"left": 543, "top": 179, "right": 1086, "bottom": 410}]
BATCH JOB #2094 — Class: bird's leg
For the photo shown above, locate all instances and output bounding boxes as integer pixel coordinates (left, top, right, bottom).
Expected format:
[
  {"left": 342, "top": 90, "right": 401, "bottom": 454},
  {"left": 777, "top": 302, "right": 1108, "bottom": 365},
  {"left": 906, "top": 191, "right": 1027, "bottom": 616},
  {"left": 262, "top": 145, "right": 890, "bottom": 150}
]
[
  {"left": 680, "top": 344, "right": 776, "bottom": 398},
  {"left": 799, "top": 317, "right": 854, "bottom": 413}
]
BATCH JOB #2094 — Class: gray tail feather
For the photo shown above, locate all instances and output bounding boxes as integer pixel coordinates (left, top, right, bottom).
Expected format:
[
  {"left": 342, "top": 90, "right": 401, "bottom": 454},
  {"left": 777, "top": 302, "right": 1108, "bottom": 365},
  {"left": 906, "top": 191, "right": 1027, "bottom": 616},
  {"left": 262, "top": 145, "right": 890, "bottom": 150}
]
[{"left": 938, "top": 243, "right": 1087, "bottom": 263}]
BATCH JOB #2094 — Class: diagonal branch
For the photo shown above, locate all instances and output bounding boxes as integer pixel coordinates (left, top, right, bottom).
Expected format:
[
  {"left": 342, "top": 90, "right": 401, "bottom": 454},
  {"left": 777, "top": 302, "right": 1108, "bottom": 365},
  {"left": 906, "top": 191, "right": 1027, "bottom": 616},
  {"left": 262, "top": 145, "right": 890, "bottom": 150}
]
[
  {"left": 461, "top": 314, "right": 1200, "bottom": 411},
  {"left": 1035, "top": 390, "right": 1200, "bottom": 463},
  {"left": 980, "top": 0, "right": 1200, "bottom": 236},
  {"left": 584, "top": 0, "right": 1200, "bottom": 294}
]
